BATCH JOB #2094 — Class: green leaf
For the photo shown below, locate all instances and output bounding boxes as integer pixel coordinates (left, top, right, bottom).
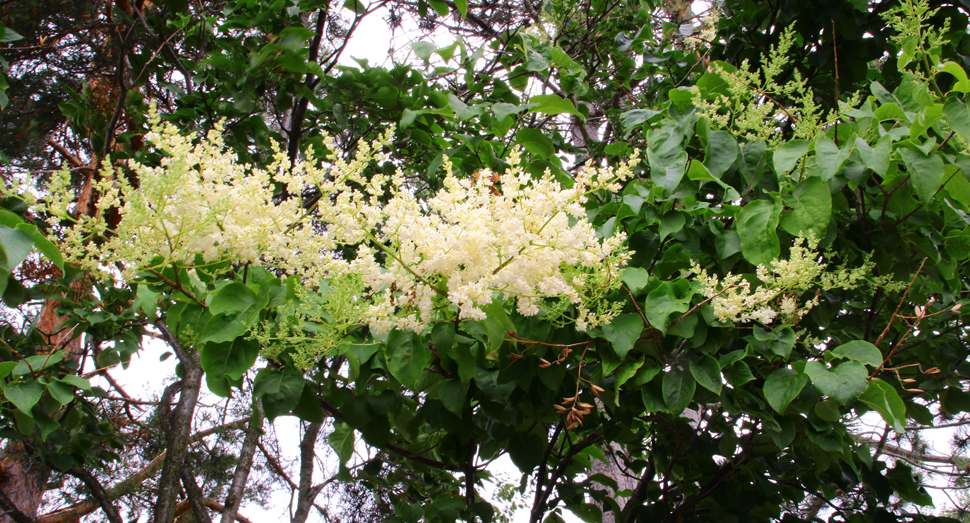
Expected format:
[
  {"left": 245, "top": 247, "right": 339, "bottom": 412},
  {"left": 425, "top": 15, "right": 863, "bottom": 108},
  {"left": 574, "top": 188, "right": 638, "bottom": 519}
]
[
  {"left": 411, "top": 41, "right": 437, "bottom": 61},
  {"left": 814, "top": 136, "right": 852, "bottom": 181},
  {"left": 515, "top": 128, "right": 555, "bottom": 159},
  {"left": 662, "top": 366, "right": 695, "bottom": 415},
  {"left": 900, "top": 146, "right": 945, "bottom": 203},
  {"left": 3, "top": 381, "right": 45, "bottom": 414},
  {"left": 620, "top": 267, "right": 649, "bottom": 294},
  {"left": 528, "top": 94, "right": 583, "bottom": 119},
  {"left": 453, "top": 0, "right": 468, "bottom": 18},
  {"left": 431, "top": 378, "right": 466, "bottom": 415},
  {"left": 704, "top": 131, "right": 739, "bottom": 179},
  {"left": 659, "top": 211, "right": 686, "bottom": 241},
  {"left": 763, "top": 368, "right": 808, "bottom": 413},
  {"left": 198, "top": 313, "right": 249, "bottom": 344},
  {"left": 566, "top": 505, "right": 602, "bottom": 523},
  {"left": 59, "top": 375, "right": 90, "bottom": 390},
  {"left": 860, "top": 378, "right": 907, "bottom": 433},
  {"left": 939, "top": 62, "right": 970, "bottom": 93},
  {"left": 946, "top": 228, "right": 970, "bottom": 259},
  {"left": 737, "top": 199, "right": 780, "bottom": 266},
  {"left": 482, "top": 299, "right": 515, "bottom": 358},
  {"left": 804, "top": 361, "right": 869, "bottom": 405},
  {"left": 12, "top": 351, "right": 66, "bottom": 376},
  {"left": 642, "top": 280, "right": 692, "bottom": 335},
  {"left": 0, "top": 226, "right": 32, "bottom": 271},
  {"left": 829, "top": 340, "right": 883, "bottom": 367},
  {"left": 292, "top": 381, "right": 323, "bottom": 423},
  {"left": 209, "top": 282, "right": 257, "bottom": 316},
  {"left": 508, "top": 429, "right": 546, "bottom": 472},
  {"left": 0, "top": 26, "right": 22, "bottom": 43},
  {"left": 601, "top": 313, "right": 643, "bottom": 359},
  {"left": 384, "top": 329, "right": 430, "bottom": 391},
  {"left": 689, "top": 356, "right": 722, "bottom": 395},
  {"left": 772, "top": 140, "right": 810, "bottom": 175},
  {"left": 646, "top": 148, "right": 688, "bottom": 195},
  {"left": 46, "top": 380, "right": 74, "bottom": 406},
  {"left": 619, "top": 109, "right": 661, "bottom": 132},
  {"left": 780, "top": 176, "right": 831, "bottom": 238},
  {"left": 201, "top": 338, "right": 259, "bottom": 395},
  {"left": 447, "top": 93, "right": 482, "bottom": 121},
  {"left": 492, "top": 103, "right": 528, "bottom": 122},
  {"left": 943, "top": 96, "right": 970, "bottom": 137},
  {"left": 431, "top": 322, "right": 455, "bottom": 354},
  {"left": 855, "top": 135, "right": 892, "bottom": 177},
  {"left": 14, "top": 224, "right": 63, "bottom": 269},
  {"left": 329, "top": 422, "right": 356, "bottom": 464},
  {"left": 0, "top": 362, "right": 16, "bottom": 379},
  {"left": 668, "top": 87, "right": 694, "bottom": 110},
  {"left": 253, "top": 367, "right": 305, "bottom": 420}
]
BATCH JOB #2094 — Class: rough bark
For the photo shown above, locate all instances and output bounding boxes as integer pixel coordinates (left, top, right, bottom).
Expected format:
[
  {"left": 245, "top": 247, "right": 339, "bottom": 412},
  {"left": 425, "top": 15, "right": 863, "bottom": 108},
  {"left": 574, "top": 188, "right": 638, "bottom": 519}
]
[
  {"left": 219, "top": 401, "right": 263, "bottom": 523},
  {"left": 153, "top": 320, "right": 205, "bottom": 523},
  {"left": 291, "top": 422, "right": 323, "bottom": 523}
]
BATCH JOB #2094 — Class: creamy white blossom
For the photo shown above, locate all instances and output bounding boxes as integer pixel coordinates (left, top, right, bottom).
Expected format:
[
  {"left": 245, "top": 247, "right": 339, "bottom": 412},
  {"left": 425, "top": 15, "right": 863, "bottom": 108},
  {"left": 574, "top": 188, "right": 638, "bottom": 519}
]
[
  {"left": 34, "top": 108, "right": 637, "bottom": 340},
  {"left": 690, "top": 236, "right": 878, "bottom": 325}
]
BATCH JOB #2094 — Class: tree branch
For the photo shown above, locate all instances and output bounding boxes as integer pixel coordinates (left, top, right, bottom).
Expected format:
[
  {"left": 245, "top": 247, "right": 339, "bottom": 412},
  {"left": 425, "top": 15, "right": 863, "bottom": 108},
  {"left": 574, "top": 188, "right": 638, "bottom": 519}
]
[
  {"left": 153, "top": 320, "right": 205, "bottom": 523},
  {"left": 65, "top": 468, "right": 123, "bottom": 523},
  {"left": 292, "top": 421, "right": 323, "bottom": 523},
  {"left": 219, "top": 401, "right": 263, "bottom": 523},
  {"left": 0, "top": 489, "right": 35, "bottom": 523}
]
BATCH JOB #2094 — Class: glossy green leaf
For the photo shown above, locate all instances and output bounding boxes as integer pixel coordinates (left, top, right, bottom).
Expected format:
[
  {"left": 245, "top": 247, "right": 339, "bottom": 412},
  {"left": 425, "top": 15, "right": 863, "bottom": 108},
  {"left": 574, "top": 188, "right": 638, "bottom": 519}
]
[
  {"left": 780, "top": 176, "right": 831, "bottom": 238},
  {"left": 620, "top": 267, "right": 649, "bottom": 294},
  {"left": 516, "top": 128, "right": 554, "bottom": 159},
  {"left": 689, "top": 356, "right": 722, "bottom": 395},
  {"left": 772, "top": 140, "right": 809, "bottom": 175},
  {"left": 209, "top": 282, "right": 257, "bottom": 316},
  {"left": 943, "top": 96, "right": 970, "bottom": 137},
  {"left": 453, "top": 0, "right": 468, "bottom": 18},
  {"left": 3, "top": 381, "right": 45, "bottom": 414},
  {"left": 643, "top": 280, "right": 692, "bottom": 335},
  {"left": 704, "top": 131, "right": 739, "bottom": 179},
  {"left": 528, "top": 94, "right": 582, "bottom": 119},
  {"left": 900, "top": 146, "right": 944, "bottom": 203},
  {"left": 601, "top": 313, "right": 643, "bottom": 359},
  {"left": 940, "top": 62, "right": 970, "bottom": 93},
  {"left": 292, "top": 381, "right": 323, "bottom": 423},
  {"left": 763, "top": 368, "right": 808, "bottom": 413},
  {"left": 253, "top": 367, "right": 305, "bottom": 420},
  {"left": 662, "top": 366, "right": 695, "bottom": 415},
  {"left": 328, "top": 422, "right": 356, "bottom": 464},
  {"left": 860, "top": 378, "right": 907, "bottom": 433},
  {"left": 0, "top": 226, "right": 32, "bottom": 271},
  {"left": 829, "top": 340, "right": 883, "bottom": 367},
  {"left": 804, "top": 361, "right": 868, "bottom": 405},
  {"left": 737, "top": 199, "right": 780, "bottom": 266},
  {"left": 814, "top": 136, "right": 851, "bottom": 180},
  {"left": 384, "top": 329, "right": 430, "bottom": 391},
  {"left": 855, "top": 135, "right": 892, "bottom": 177}
]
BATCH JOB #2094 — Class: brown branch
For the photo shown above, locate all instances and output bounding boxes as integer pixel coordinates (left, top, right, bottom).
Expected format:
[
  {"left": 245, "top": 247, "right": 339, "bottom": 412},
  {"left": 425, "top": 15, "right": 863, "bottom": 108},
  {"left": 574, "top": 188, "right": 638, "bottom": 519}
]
[
  {"left": 292, "top": 422, "right": 323, "bottom": 523},
  {"left": 46, "top": 138, "right": 83, "bottom": 168},
  {"left": 257, "top": 440, "right": 298, "bottom": 491},
  {"left": 0, "top": 489, "right": 35, "bottom": 523},
  {"left": 219, "top": 401, "right": 263, "bottom": 523},
  {"left": 174, "top": 499, "right": 254, "bottom": 523},
  {"left": 65, "top": 468, "right": 123, "bottom": 523}
]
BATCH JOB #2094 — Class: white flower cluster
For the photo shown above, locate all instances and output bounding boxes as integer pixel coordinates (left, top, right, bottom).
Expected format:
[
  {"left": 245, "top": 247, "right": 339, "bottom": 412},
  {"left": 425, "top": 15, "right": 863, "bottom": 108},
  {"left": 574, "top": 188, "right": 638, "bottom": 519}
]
[
  {"left": 324, "top": 148, "right": 637, "bottom": 333},
  {"left": 690, "top": 236, "right": 873, "bottom": 325},
  {"left": 38, "top": 108, "right": 637, "bottom": 337},
  {"left": 44, "top": 114, "right": 347, "bottom": 281}
]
